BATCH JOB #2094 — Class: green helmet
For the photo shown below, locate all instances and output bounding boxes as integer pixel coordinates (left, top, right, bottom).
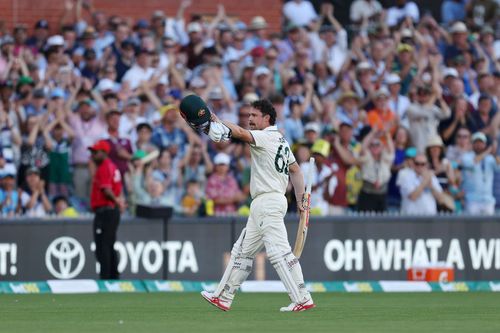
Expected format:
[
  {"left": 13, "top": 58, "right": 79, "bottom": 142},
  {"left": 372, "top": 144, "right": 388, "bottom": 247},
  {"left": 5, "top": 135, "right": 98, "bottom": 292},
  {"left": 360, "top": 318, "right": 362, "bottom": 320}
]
[{"left": 179, "top": 94, "right": 211, "bottom": 132}]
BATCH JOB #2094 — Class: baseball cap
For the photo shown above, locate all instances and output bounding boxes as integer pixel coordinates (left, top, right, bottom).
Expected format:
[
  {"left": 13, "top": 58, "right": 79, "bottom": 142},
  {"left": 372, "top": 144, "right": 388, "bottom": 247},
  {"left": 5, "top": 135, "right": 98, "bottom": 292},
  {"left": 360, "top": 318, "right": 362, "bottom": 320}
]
[
  {"left": 311, "top": 139, "right": 331, "bottom": 158},
  {"left": 253, "top": 66, "right": 271, "bottom": 78},
  {"left": 88, "top": 140, "right": 111, "bottom": 154},
  {"left": 214, "top": 153, "right": 231, "bottom": 165},
  {"left": 374, "top": 86, "right": 390, "bottom": 99},
  {"left": 304, "top": 122, "right": 320, "bottom": 134},
  {"left": 443, "top": 67, "right": 459, "bottom": 78},
  {"left": 97, "top": 78, "right": 116, "bottom": 92},
  {"left": 136, "top": 122, "right": 153, "bottom": 132},
  {"left": 397, "top": 43, "right": 414, "bottom": 53},
  {"left": 250, "top": 46, "right": 266, "bottom": 58},
  {"left": 126, "top": 97, "right": 141, "bottom": 107},
  {"left": 47, "top": 35, "right": 64, "bottom": 47},
  {"left": 242, "top": 92, "right": 259, "bottom": 105},
  {"left": 472, "top": 132, "right": 487, "bottom": 143},
  {"left": 0, "top": 164, "right": 17, "bottom": 178},
  {"left": 136, "top": 19, "right": 150, "bottom": 29},
  {"left": 385, "top": 73, "right": 401, "bottom": 85},
  {"left": 356, "top": 61, "right": 373, "bottom": 72},
  {"left": 187, "top": 22, "right": 203, "bottom": 33}
]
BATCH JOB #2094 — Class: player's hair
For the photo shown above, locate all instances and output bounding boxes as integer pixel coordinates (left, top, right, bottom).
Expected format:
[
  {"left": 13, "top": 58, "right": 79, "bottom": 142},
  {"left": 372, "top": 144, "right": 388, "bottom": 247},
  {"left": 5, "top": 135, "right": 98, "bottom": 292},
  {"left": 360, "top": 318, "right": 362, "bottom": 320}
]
[{"left": 251, "top": 99, "right": 277, "bottom": 125}]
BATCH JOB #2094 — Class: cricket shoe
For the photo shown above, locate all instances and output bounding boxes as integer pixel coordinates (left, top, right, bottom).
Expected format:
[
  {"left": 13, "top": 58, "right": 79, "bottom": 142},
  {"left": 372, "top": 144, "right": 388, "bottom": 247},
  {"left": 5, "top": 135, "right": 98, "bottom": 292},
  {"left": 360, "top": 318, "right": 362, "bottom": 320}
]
[
  {"left": 201, "top": 291, "right": 231, "bottom": 311},
  {"left": 280, "top": 299, "right": 315, "bottom": 312}
]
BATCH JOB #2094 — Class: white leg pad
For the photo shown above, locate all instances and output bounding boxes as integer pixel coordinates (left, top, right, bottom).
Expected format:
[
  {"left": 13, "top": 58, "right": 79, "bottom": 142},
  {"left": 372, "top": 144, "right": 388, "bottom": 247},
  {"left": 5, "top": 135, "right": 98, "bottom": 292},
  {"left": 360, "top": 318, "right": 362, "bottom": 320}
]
[
  {"left": 269, "top": 251, "right": 310, "bottom": 303},
  {"left": 213, "top": 228, "right": 254, "bottom": 302}
]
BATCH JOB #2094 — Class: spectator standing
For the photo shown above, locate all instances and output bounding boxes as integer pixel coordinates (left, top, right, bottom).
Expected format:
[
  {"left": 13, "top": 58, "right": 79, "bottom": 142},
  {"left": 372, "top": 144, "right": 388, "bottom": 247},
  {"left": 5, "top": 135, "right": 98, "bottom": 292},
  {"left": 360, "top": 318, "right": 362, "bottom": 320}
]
[
  {"left": 132, "top": 162, "right": 172, "bottom": 206},
  {"left": 398, "top": 153, "right": 443, "bottom": 215},
  {"left": 68, "top": 99, "right": 106, "bottom": 200},
  {"left": 446, "top": 127, "right": 472, "bottom": 165},
  {"left": 0, "top": 173, "right": 18, "bottom": 217},
  {"left": 89, "top": 140, "right": 124, "bottom": 280},
  {"left": 105, "top": 110, "right": 133, "bottom": 184},
  {"left": 300, "top": 139, "right": 337, "bottom": 216},
  {"left": 460, "top": 132, "right": 500, "bottom": 215},
  {"left": 386, "top": 73, "right": 411, "bottom": 128},
  {"left": 407, "top": 84, "right": 451, "bottom": 152},
  {"left": 181, "top": 179, "right": 203, "bottom": 216},
  {"left": 325, "top": 123, "right": 361, "bottom": 214},
  {"left": 18, "top": 114, "right": 51, "bottom": 188},
  {"left": 206, "top": 153, "right": 244, "bottom": 216},
  {"left": 44, "top": 113, "right": 74, "bottom": 197},
  {"left": 19, "top": 167, "right": 52, "bottom": 217},
  {"left": 357, "top": 130, "right": 395, "bottom": 212}
]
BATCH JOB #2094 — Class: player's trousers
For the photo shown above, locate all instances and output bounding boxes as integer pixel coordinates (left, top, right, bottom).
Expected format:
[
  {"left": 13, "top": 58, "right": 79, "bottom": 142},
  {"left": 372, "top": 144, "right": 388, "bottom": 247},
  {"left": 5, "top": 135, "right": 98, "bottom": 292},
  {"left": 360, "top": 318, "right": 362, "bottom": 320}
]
[
  {"left": 241, "top": 193, "right": 291, "bottom": 257},
  {"left": 93, "top": 206, "right": 120, "bottom": 279},
  {"left": 214, "top": 192, "right": 310, "bottom": 303}
]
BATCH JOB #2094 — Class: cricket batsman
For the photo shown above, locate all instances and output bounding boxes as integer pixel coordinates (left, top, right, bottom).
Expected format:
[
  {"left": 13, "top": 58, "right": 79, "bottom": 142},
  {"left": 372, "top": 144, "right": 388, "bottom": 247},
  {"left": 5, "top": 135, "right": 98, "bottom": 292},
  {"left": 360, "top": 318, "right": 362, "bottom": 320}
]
[{"left": 179, "top": 94, "right": 315, "bottom": 312}]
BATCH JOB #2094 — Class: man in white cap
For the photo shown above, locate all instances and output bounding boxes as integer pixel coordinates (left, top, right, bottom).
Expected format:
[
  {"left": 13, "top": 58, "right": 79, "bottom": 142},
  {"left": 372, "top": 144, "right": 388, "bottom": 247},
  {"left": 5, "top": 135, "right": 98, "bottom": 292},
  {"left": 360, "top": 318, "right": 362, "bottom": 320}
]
[
  {"left": 460, "top": 132, "right": 500, "bottom": 215},
  {"left": 386, "top": 73, "right": 410, "bottom": 128}
]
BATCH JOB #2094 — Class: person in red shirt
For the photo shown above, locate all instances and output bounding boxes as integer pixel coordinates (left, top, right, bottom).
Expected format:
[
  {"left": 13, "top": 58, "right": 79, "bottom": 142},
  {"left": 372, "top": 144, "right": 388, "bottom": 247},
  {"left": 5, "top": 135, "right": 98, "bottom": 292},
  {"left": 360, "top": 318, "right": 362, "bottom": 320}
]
[{"left": 89, "top": 140, "right": 124, "bottom": 280}]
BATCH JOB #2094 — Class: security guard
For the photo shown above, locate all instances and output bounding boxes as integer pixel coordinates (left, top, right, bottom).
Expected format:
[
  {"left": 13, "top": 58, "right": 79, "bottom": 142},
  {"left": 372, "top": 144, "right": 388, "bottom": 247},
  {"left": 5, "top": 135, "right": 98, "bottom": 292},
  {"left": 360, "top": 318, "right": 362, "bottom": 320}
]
[{"left": 89, "top": 140, "right": 124, "bottom": 280}]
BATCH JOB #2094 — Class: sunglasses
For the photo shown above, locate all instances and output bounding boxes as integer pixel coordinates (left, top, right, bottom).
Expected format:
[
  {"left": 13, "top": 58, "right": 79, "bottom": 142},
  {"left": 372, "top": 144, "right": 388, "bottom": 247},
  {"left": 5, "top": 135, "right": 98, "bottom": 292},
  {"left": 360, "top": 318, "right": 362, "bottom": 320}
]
[
  {"left": 415, "top": 161, "right": 427, "bottom": 166},
  {"left": 457, "top": 134, "right": 470, "bottom": 139}
]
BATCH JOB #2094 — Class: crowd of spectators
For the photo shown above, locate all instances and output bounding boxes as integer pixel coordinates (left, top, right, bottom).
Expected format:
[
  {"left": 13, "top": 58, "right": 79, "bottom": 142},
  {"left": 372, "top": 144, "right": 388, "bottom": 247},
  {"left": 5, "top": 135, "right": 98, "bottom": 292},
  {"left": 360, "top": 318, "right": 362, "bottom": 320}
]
[{"left": 1, "top": 0, "right": 500, "bottom": 218}]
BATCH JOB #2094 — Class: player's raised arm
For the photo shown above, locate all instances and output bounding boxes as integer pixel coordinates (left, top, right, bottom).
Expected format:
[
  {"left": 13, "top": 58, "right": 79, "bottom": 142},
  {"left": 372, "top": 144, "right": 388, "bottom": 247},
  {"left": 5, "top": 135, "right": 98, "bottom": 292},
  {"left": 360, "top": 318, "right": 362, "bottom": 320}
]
[{"left": 211, "top": 113, "right": 255, "bottom": 144}]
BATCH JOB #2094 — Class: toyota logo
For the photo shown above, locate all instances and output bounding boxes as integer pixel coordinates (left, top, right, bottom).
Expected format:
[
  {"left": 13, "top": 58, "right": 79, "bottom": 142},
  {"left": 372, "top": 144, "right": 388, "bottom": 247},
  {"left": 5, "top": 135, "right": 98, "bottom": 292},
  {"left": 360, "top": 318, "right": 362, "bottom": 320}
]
[{"left": 45, "top": 237, "right": 85, "bottom": 279}]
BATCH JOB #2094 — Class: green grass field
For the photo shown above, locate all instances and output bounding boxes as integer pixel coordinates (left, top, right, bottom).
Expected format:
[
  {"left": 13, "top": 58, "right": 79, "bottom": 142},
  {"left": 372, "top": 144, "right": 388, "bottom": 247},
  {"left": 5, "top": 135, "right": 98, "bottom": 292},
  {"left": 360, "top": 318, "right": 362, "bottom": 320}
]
[{"left": 1, "top": 293, "right": 499, "bottom": 333}]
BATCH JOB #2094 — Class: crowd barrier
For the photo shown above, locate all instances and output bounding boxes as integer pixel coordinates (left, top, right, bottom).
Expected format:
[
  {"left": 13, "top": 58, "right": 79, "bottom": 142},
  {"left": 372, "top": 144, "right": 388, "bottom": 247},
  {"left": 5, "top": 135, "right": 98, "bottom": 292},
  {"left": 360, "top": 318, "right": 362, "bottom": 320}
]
[{"left": 1, "top": 215, "right": 499, "bottom": 281}]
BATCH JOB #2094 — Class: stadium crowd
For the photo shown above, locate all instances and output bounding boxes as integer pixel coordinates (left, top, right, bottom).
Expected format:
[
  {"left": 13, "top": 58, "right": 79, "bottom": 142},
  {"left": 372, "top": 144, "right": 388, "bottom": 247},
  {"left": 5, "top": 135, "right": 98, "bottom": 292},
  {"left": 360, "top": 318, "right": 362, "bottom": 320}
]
[{"left": 0, "top": 0, "right": 500, "bottom": 218}]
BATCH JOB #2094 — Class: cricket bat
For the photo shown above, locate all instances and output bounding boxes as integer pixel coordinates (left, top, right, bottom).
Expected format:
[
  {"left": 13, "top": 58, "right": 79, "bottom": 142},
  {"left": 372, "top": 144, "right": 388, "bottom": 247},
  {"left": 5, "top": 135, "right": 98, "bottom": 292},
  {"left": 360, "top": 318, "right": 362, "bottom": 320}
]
[{"left": 293, "top": 157, "right": 315, "bottom": 259}]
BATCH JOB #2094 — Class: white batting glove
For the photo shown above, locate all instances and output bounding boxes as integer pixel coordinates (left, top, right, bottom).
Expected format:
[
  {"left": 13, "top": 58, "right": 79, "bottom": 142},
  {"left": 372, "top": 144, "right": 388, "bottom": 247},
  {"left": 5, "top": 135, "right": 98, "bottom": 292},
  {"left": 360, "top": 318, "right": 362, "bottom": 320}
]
[{"left": 208, "top": 121, "right": 231, "bottom": 142}]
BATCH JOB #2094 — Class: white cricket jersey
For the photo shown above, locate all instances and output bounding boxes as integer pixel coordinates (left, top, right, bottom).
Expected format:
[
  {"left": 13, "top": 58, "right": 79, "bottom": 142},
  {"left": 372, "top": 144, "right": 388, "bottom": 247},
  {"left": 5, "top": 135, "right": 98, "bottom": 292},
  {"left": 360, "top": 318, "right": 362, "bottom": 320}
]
[{"left": 249, "top": 126, "right": 296, "bottom": 198}]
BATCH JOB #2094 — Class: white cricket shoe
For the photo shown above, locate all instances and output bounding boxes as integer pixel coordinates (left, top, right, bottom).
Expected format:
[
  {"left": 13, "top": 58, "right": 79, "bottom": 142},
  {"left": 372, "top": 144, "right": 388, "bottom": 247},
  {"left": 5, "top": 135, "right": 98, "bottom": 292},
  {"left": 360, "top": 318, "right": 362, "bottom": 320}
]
[
  {"left": 280, "top": 299, "right": 316, "bottom": 312},
  {"left": 201, "top": 291, "right": 231, "bottom": 311}
]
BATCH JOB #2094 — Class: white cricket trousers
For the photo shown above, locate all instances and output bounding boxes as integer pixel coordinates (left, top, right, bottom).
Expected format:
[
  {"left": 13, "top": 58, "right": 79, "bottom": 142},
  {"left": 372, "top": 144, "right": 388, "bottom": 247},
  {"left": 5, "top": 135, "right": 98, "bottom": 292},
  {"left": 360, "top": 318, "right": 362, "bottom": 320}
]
[
  {"left": 242, "top": 193, "right": 291, "bottom": 256},
  {"left": 214, "top": 192, "right": 311, "bottom": 304}
]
